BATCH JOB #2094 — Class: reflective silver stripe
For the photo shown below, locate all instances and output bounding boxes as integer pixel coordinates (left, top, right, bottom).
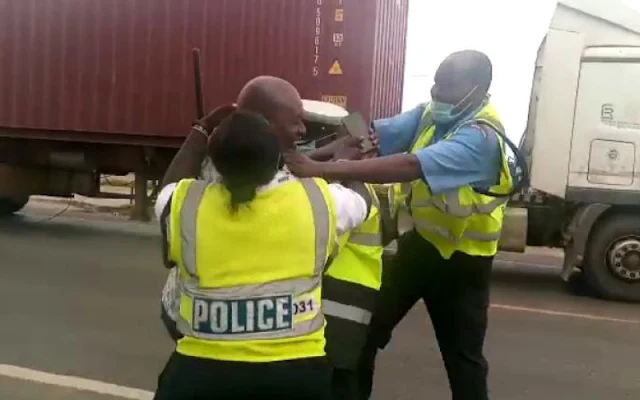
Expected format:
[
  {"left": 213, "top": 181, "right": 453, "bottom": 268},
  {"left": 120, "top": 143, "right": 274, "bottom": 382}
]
[
  {"left": 369, "top": 190, "right": 380, "bottom": 208},
  {"left": 329, "top": 240, "right": 340, "bottom": 261},
  {"left": 413, "top": 219, "right": 501, "bottom": 243},
  {"left": 412, "top": 192, "right": 507, "bottom": 218},
  {"left": 299, "top": 178, "right": 331, "bottom": 275},
  {"left": 175, "top": 178, "right": 331, "bottom": 340},
  {"left": 400, "top": 183, "right": 411, "bottom": 197},
  {"left": 180, "top": 180, "right": 208, "bottom": 277},
  {"left": 348, "top": 232, "right": 382, "bottom": 247},
  {"left": 323, "top": 300, "right": 372, "bottom": 325}
]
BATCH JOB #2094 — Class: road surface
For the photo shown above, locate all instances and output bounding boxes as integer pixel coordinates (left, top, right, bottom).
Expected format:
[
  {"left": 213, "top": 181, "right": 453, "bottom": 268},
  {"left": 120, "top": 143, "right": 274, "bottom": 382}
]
[{"left": 0, "top": 205, "right": 638, "bottom": 399}]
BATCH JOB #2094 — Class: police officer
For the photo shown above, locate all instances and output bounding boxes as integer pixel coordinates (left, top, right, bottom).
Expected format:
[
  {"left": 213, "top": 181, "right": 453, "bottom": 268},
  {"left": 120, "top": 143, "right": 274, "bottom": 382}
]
[
  {"left": 323, "top": 182, "right": 388, "bottom": 399},
  {"left": 159, "top": 80, "right": 370, "bottom": 345},
  {"left": 284, "top": 50, "right": 516, "bottom": 400},
  {"left": 306, "top": 111, "right": 390, "bottom": 399},
  {"left": 154, "top": 110, "right": 370, "bottom": 400}
]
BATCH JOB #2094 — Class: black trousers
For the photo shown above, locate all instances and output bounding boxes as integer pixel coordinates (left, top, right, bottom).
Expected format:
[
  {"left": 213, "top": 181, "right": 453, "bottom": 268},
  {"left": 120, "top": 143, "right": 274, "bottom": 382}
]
[
  {"left": 332, "top": 367, "right": 360, "bottom": 400},
  {"left": 359, "top": 230, "right": 493, "bottom": 400},
  {"left": 154, "top": 352, "right": 333, "bottom": 400}
]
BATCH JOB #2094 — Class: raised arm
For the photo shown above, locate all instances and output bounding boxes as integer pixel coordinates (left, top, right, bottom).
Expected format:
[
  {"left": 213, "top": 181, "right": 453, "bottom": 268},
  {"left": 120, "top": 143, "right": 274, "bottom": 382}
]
[
  {"left": 285, "top": 125, "right": 502, "bottom": 189},
  {"left": 372, "top": 103, "right": 425, "bottom": 156},
  {"left": 161, "top": 105, "right": 236, "bottom": 188}
]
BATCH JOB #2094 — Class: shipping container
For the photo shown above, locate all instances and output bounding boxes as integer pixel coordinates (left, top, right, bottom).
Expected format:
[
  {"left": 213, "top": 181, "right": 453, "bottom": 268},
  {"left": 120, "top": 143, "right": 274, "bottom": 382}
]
[{"left": 0, "top": 0, "right": 409, "bottom": 146}]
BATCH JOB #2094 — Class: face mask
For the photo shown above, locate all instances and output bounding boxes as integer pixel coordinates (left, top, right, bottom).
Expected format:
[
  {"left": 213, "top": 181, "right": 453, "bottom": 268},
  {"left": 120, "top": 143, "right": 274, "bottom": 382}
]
[{"left": 431, "top": 85, "right": 478, "bottom": 123}]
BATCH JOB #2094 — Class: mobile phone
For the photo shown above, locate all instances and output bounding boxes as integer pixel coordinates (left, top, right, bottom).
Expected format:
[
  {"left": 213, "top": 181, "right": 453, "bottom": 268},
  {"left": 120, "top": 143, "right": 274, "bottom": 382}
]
[{"left": 341, "top": 112, "right": 375, "bottom": 153}]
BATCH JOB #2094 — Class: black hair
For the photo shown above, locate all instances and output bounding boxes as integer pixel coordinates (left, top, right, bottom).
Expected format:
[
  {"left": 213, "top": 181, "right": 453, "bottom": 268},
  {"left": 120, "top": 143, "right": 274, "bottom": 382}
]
[{"left": 208, "top": 110, "right": 281, "bottom": 212}]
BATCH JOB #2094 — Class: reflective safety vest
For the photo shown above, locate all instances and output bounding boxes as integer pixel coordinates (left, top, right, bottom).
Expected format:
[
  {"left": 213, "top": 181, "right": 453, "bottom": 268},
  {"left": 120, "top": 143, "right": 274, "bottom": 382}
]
[
  {"left": 400, "top": 102, "right": 513, "bottom": 259},
  {"left": 168, "top": 176, "right": 337, "bottom": 363},
  {"left": 323, "top": 184, "right": 383, "bottom": 369}
]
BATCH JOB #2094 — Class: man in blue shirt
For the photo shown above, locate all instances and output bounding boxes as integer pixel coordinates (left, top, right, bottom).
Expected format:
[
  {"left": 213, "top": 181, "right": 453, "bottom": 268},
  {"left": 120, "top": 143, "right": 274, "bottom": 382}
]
[{"left": 285, "top": 50, "right": 505, "bottom": 400}]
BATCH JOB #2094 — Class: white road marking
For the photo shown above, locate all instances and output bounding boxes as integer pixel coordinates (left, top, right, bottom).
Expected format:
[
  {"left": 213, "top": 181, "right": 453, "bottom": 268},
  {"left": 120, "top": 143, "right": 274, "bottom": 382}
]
[
  {"left": 495, "top": 259, "right": 558, "bottom": 270},
  {"left": 491, "top": 303, "right": 640, "bottom": 324},
  {"left": 0, "top": 364, "right": 154, "bottom": 399}
]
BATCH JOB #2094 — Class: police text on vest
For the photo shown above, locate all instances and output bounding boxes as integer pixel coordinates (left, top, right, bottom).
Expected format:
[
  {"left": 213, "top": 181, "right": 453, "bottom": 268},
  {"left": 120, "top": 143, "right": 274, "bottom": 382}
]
[{"left": 192, "top": 295, "right": 294, "bottom": 335}]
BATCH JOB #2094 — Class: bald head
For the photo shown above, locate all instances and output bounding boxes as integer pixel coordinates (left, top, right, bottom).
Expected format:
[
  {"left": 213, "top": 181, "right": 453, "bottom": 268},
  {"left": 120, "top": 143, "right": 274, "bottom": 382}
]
[
  {"left": 430, "top": 50, "right": 492, "bottom": 116},
  {"left": 236, "top": 76, "right": 306, "bottom": 148},
  {"left": 440, "top": 50, "right": 492, "bottom": 91}
]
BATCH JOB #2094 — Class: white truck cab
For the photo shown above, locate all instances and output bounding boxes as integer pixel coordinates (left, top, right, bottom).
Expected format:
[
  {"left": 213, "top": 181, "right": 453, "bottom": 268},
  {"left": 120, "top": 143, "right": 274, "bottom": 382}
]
[{"left": 505, "top": 0, "right": 640, "bottom": 301}]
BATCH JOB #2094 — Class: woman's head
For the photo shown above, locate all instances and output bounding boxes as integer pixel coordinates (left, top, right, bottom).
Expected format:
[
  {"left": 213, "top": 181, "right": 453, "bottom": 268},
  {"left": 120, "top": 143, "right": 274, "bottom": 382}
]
[{"left": 208, "top": 110, "right": 281, "bottom": 212}]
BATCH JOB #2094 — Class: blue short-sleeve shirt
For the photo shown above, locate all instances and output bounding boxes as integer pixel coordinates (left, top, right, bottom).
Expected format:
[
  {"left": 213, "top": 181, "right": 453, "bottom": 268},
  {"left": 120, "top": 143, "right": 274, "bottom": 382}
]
[{"left": 372, "top": 103, "right": 502, "bottom": 195}]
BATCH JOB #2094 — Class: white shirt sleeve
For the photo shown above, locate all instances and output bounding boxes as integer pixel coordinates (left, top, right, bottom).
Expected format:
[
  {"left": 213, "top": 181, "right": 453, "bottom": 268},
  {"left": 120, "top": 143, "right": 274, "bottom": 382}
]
[
  {"left": 155, "top": 183, "right": 177, "bottom": 221},
  {"left": 328, "top": 183, "right": 368, "bottom": 236}
]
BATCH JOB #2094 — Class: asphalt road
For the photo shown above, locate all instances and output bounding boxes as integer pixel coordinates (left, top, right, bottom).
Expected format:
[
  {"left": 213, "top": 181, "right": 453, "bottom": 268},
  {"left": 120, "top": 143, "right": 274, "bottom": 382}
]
[{"left": 0, "top": 206, "right": 638, "bottom": 399}]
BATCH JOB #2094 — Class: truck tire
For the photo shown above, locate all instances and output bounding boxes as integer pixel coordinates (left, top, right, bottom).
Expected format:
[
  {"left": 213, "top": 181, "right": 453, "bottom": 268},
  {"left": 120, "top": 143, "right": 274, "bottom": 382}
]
[
  {"left": 583, "top": 214, "right": 640, "bottom": 302},
  {"left": 0, "top": 197, "right": 28, "bottom": 216}
]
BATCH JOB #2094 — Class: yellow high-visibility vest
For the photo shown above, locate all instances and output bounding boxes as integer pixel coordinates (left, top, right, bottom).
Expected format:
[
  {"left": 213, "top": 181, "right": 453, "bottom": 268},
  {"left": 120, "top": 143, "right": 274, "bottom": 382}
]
[
  {"left": 323, "top": 184, "right": 383, "bottom": 367},
  {"left": 168, "top": 176, "right": 336, "bottom": 363},
  {"left": 399, "top": 102, "right": 513, "bottom": 259}
]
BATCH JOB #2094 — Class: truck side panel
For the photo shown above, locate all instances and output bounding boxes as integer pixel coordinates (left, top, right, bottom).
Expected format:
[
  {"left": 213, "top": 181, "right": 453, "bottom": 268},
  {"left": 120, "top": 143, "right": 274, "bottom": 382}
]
[{"left": 528, "top": 29, "right": 583, "bottom": 198}]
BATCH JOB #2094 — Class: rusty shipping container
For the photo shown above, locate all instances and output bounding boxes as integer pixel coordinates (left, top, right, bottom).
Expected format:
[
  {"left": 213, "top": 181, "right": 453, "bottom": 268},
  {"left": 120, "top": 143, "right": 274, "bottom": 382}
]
[{"left": 0, "top": 0, "right": 409, "bottom": 145}]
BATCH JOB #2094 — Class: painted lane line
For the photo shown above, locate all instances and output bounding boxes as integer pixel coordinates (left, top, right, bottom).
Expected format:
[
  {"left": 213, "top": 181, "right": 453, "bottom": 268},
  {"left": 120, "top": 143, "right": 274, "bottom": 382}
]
[
  {"left": 0, "top": 364, "right": 154, "bottom": 400},
  {"left": 491, "top": 303, "right": 640, "bottom": 324},
  {"left": 495, "top": 259, "right": 558, "bottom": 269}
]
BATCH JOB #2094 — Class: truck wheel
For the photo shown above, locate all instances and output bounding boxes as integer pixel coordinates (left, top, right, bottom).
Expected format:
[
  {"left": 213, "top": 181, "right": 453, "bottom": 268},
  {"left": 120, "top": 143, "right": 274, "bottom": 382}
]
[
  {"left": 0, "top": 197, "right": 28, "bottom": 216},
  {"left": 583, "top": 214, "right": 640, "bottom": 302}
]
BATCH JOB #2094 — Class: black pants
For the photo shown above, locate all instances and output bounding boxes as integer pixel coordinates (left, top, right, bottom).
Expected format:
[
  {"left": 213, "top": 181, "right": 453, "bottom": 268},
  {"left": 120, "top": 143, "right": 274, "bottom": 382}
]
[
  {"left": 359, "top": 230, "right": 493, "bottom": 400},
  {"left": 154, "top": 352, "right": 333, "bottom": 400},
  {"left": 332, "top": 367, "right": 360, "bottom": 400}
]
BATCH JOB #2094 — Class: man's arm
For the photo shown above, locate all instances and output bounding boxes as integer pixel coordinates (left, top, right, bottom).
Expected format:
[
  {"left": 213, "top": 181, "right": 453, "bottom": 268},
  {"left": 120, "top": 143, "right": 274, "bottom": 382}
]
[
  {"left": 327, "top": 183, "right": 369, "bottom": 236},
  {"left": 318, "top": 153, "right": 422, "bottom": 183},
  {"left": 372, "top": 103, "right": 425, "bottom": 156},
  {"left": 308, "top": 140, "right": 340, "bottom": 161},
  {"left": 161, "top": 104, "right": 236, "bottom": 188},
  {"left": 288, "top": 125, "right": 501, "bottom": 188},
  {"left": 161, "top": 128, "right": 209, "bottom": 188}
]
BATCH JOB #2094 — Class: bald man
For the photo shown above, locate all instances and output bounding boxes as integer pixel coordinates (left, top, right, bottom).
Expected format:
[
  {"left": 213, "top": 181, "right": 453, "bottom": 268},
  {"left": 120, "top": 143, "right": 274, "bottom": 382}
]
[
  {"left": 285, "top": 50, "right": 516, "bottom": 400},
  {"left": 163, "top": 76, "right": 303, "bottom": 187},
  {"left": 236, "top": 76, "right": 307, "bottom": 149},
  {"left": 164, "top": 75, "right": 358, "bottom": 185}
]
